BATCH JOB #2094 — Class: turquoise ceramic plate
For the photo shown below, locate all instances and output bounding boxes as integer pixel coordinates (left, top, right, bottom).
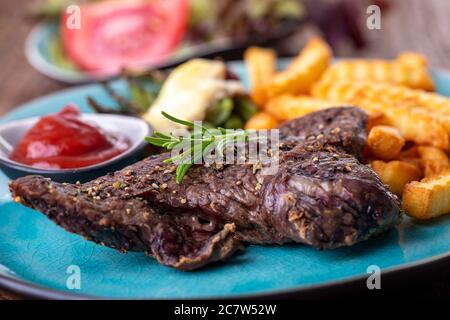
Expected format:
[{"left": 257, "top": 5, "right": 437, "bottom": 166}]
[{"left": 2, "top": 61, "right": 450, "bottom": 299}]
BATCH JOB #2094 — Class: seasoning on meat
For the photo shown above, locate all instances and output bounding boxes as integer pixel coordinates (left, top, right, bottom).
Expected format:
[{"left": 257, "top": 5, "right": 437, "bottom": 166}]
[{"left": 10, "top": 107, "right": 401, "bottom": 270}]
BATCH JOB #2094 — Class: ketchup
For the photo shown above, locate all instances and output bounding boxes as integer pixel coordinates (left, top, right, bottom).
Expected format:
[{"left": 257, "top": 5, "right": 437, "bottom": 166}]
[{"left": 10, "top": 105, "right": 130, "bottom": 169}]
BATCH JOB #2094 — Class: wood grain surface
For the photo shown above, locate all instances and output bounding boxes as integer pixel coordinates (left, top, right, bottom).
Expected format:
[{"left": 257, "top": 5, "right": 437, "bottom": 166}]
[{"left": 1, "top": 0, "right": 450, "bottom": 299}]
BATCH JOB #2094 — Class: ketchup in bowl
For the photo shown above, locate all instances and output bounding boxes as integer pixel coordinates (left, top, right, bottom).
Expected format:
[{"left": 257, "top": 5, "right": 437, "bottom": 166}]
[{"left": 10, "top": 105, "right": 130, "bottom": 169}]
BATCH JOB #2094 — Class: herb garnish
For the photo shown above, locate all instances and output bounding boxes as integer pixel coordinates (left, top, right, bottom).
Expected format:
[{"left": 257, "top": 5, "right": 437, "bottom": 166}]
[{"left": 145, "top": 112, "right": 253, "bottom": 184}]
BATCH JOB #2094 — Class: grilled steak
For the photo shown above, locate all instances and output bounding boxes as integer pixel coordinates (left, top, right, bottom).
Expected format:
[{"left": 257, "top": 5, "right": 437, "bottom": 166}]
[{"left": 10, "top": 107, "right": 401, "bottom": 270}]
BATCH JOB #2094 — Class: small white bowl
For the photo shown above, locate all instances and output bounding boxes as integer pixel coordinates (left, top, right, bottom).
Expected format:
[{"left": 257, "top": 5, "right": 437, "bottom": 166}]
[{"left": 0, "top": 114, "right": 152, "bottom": 182}]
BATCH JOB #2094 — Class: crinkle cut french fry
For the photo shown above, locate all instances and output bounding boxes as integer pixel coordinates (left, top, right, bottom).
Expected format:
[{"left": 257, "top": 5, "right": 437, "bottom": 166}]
[
  {"left": 312, "top": 79, "right": 450, "bottom": 115},
  {"left": 397, "top": 146, "right": 422, "bottom": 169},
  {"left": 244, "top": 47, "right": 277, "bottom": 105},
  {"left": 403, "top": 170, "right": 450, "bottom": 220},
  {"left": 367, "top": 104, "right": 450, "bottom": 140},
  {"left": 405, "top": 108, "right": 450, "bottom": 134},
  {"left": 262, "top": 37, "right": 331, "bottom": 102},
  {"left": 383, "top": 107, "right": 449, "bottom": 150},
  {"left": 311, "top": 80, "right": 450, "bottom": 150},
  {"left": 397, "top": 52, "right": 428, "bottom": 68},
  {"left": 320, "top": 53, "right": 434, "bottom": 91},
  {"left": 264, "top": 95, "right": 385, "bottom": 130},
  {"left": 417, "top": 146, "right": 450, "bottom": 178},
  {"left": 244, "top": 112, "right": 279, "bottom": 130},
  {"left": 399, "top": 146, "right": 420, "bottom": 159},
  {"left": 367, "top": 111, "right": 389, "bottom": 131},
  {"left": 264, "top": 95, "right": 350, "bottom": 121},
  {"left": 367, "top": 125, "right": 405, "bottom": 160},
  {"left": 371, "top": 160, "right": 422, "bottom": 197}
]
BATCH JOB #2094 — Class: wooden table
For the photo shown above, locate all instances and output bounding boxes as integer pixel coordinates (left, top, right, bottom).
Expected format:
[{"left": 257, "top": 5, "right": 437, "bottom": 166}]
[
  {"left": 0, "top": 0, "right": 68, "bottom": 115},
  {"left": 1, "top": 0, "right": 450, "bottom": 299}
]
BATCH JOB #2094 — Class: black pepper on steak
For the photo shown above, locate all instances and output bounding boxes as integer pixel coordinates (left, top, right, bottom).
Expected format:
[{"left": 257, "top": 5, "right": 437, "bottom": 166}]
[{"left": 9, "top": 107, "right": 401, "bottom": 270}]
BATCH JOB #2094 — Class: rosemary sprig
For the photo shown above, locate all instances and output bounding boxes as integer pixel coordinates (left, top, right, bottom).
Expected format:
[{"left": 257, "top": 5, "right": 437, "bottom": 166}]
[{"left": 145, "top": 112, "right": 253, "bottom": 183}]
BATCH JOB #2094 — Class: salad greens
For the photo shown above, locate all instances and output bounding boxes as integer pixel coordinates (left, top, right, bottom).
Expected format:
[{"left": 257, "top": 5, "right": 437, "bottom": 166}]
[
  {"left": 205, "top": 98, "right": 234, "bottom": 126},
  {"left": 204, "top": 96, "right": 258, "bottom": 128},
  {"left": 47, "top": 37, "right": 77, "bottom": 71},
  {"left": 87, "top": 70, "right": 166, "bottom": 116},
  {"left": 89, "top": 70, "right": 258, "bottom": 130}
]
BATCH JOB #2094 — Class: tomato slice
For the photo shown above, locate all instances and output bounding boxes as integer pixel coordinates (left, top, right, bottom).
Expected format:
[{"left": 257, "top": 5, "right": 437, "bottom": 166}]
[{"left": 61, "top": 0, "right": 189, "bottom": 74}]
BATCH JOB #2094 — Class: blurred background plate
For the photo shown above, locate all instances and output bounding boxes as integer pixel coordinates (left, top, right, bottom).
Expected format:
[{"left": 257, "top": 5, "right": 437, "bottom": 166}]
[
  {"left": 1, "top": 61, "right": 450, "bottom": 299},
  {"left": 24, "top": 20, "right": 302, "bottom": 84},
  {"left": 25, "top": 22, "right": 93, "bottom": 84},
  {"left": 24, "top": 0, "right": 308, "bottom": 84}
]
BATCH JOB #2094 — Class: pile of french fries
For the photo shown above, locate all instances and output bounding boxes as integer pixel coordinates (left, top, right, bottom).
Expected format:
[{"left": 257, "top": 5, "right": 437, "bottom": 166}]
[{"left": 244, "top": 37, "right": 450, "bottom": 221}]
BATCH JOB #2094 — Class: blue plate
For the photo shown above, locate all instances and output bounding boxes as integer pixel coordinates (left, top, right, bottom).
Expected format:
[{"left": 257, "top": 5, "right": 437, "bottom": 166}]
[
  {"left": 25, "top": 22, "right": 93, "bottom": 84},
  {"left": 1, "top": 61, "right": 450, "bottom": 299}
]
